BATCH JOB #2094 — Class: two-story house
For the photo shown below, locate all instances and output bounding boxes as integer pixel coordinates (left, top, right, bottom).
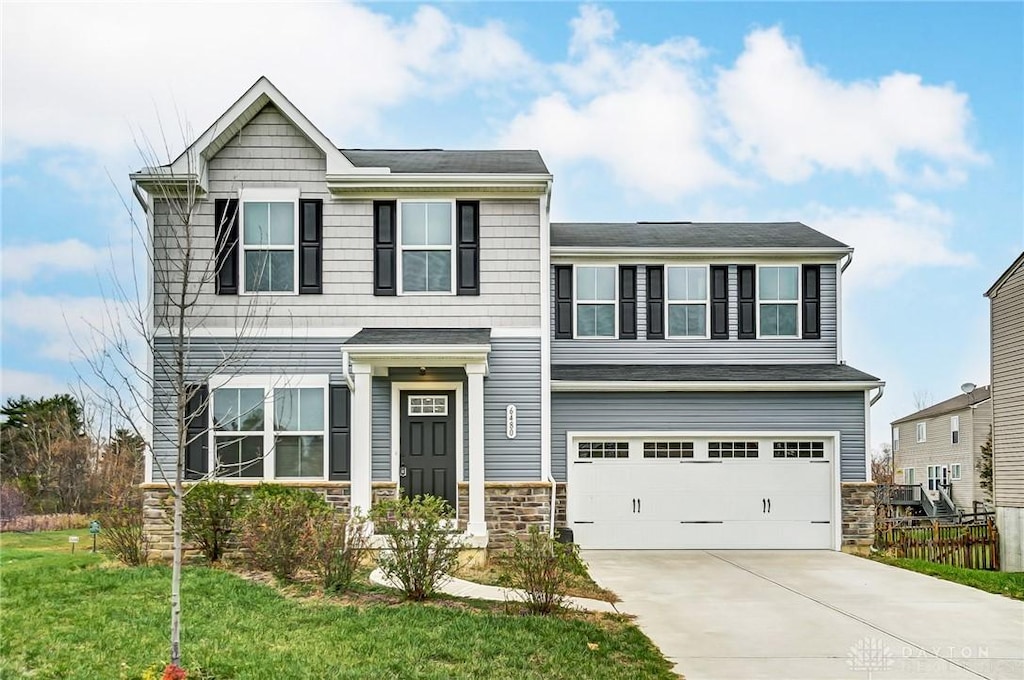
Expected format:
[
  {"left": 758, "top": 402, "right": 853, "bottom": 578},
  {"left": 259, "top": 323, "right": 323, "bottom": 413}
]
[
  {"left": 891, "top": 386, "right": 992, "bottom": 513},
  {"left": 134, "top": 78, "right": 883, "bottom": 554},
  {"left": 986, "top": 251, "right": 1024, "bottom": 571}
]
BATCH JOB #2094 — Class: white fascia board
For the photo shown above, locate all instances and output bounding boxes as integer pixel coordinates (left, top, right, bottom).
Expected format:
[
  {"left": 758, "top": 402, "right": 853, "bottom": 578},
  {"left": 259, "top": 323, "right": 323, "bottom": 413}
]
[
  {"left": 551, "top": 247, "right": 852, "bottom": 260},
  {"left": 345, "top": 344, "right": 491, "bottom": 357},
  {"left": 551, "top": 380, "right": 884, "bottom": 392},
  {"left": 326, "top": 173, "right": 551, "bottom": 195}
]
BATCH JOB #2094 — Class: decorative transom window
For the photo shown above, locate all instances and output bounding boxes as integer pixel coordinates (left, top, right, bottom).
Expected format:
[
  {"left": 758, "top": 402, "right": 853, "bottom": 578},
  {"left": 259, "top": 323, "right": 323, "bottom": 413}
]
[
  {"left": 666, "top": 266, "right": 708, "bottom": 338},
  {"left": 951, "top": 415, "right": 960, "bottom": 444},
  {"left": 575, "top": 266, "right": 616, "bottom": 338},
  {"left": 408, "top": 395, "right": 448, "bottom": 416},
  {"left": 577, "top": 441, "right": 629, "bottom": 459},
  {"left": 708, "top": 441, "right": 759, "bottom": 458},
  {"left": 242, "top": 192, "right": 298, "bottom": 294},
  {"left": 758, "top": 266, "right": 799, "bottom": 337},
  {"left": 399, "top": 201, "right": 453, "bottom": 293},
  {"left": 211, "top": 377, "right": 327, "bottom": 480},
  {"left": 773, "top": 441, "right": 825, "bottom": 459},
  {"left": 643, "top": 441, "right": 694, "bottom": 459},
  {"left": 916, "top": 422, "right": 927, "bottom": 443},
  {"left": 951, "top": 463, "right": 961, "bottom": 480}
]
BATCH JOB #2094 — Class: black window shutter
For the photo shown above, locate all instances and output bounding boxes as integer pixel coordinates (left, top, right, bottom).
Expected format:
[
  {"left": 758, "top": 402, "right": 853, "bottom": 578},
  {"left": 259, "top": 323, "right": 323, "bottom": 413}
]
[
  {"left": 298, "top": 199, "right": 323, "bottom": 294},
  {"left": 554, "top": 265, "right": 573, "bottom": 339},
  {"left": 710, "top": 265, "right": 729, "bottom": 339},
  {"left": 373, "top": 201, "right": 397, "bottom": 296},
  {"left": 802, "top": 264, "right": 821, "bottom": 340},
  {"left": 456, "top": 201, "right": 480, "bottom": 295},
  {"left": 619, "top": 266, "right": 637, "bottom": 339},
  {"left": 184, "top": 384, "right": 209, "bottom": 480},
  {"left": 646, "top": 266, "right": 665, "bottom": 339},
  {"left": 329, "top": 385, "right": 351, "bottom": 480},
  {"left": 214, "top": 199, "right": 239, "bottom": 295},
  {"left": 738, "top": 265, "right": 756, "bottom": 339}
]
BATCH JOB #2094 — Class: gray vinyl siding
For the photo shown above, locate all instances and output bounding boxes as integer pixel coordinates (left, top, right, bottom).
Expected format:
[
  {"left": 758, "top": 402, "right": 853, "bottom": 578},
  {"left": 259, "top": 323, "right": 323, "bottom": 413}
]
[
  {"left": 551, "top": 391, "right": 866, "bottom": 482},
  {"left": 152, "top": 105, "right": 542, "bottom": 331},
  {"left": 551, "top": 264, "right": 838, "bottom": 364},
  {"left": 991, "top": 261, "right": 1024, "bottom": 507}
]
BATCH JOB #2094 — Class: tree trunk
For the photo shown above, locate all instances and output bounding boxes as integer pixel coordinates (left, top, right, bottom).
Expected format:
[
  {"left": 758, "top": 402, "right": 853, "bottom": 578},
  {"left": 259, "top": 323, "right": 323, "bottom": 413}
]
[{"left": 170, "top": 477, "right": 183, "bottom": 666}]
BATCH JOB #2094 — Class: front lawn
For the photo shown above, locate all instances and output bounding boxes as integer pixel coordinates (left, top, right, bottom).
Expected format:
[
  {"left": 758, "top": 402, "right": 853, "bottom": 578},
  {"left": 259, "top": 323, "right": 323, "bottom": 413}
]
[
  {"left": 871, "top": 554, "right": 1024, "bottom": 600},
  {"left": 0, "top": 531, "right": 675, "bottom": 679}
]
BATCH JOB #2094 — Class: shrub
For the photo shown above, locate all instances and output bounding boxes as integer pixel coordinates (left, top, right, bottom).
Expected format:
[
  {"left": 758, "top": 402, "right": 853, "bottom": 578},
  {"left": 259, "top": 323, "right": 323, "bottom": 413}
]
[
  {"left": 181, "top": 482, "right": 244, "bottom": 562},
  {"left": 305, "top": 510, "right": 368, "bottom": 593},
  {"left": 99, "top": 505, "right": 148, "bottom": 566},
  {"left": 499, "top": 525, "right": 587, "bottom": 614},
  {"left": 237, "top": 485, "right": 329, "bottom": 579},
  {"left": 370, "top": 494, "right": 462, "bottom": 600}
]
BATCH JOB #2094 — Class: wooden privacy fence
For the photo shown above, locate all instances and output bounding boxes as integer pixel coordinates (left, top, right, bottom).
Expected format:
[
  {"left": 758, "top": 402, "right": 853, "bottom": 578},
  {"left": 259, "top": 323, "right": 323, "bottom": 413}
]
[{"left": 875, "top": 517, "right": 1000, "bottom": 571}]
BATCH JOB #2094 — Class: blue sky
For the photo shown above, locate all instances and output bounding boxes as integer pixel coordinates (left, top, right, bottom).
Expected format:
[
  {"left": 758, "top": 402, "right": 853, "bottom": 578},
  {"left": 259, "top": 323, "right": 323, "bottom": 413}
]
[{"left": 2, "top": 1, "right": 1022, "bottom": 451}]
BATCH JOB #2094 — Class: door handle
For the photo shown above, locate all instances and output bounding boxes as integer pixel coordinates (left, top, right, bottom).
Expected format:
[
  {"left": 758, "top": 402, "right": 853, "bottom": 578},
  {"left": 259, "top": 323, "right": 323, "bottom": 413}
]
[
  {"left": 767, "top": 498, "right": 771, "bottom": 513},
  {"left": 632, "top": 498, "right": 636, "bottom": 513},
  {"left": 637, "top": 498, "right": 641, "bottom": 513},
  {"left": 762, "top": 498, "right": 766, "bottom": 514},
  {"left": 400, "top": 465, "right": 407, "bottom": 478}
]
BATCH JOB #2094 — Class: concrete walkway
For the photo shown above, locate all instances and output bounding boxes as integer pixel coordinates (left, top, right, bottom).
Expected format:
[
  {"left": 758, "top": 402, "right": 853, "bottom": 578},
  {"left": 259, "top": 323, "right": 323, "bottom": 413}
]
[
  {"left": 584, "top": 550, "right": 1024, "bottom": 680},
  {"left": 368, "top": 567, "right": 619, "bottom": 613}
]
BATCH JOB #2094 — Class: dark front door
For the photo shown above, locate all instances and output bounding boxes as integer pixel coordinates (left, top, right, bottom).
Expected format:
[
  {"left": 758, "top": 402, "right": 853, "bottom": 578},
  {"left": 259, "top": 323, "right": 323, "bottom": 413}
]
[{"left": 400, "top": 391, "right": 457, "bottom": 510}]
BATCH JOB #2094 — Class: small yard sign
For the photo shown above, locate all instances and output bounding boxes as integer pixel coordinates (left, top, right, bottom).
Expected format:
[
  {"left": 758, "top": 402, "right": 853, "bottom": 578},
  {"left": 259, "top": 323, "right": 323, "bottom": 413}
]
[
  {"left": 506, "top": 404, "right": 517, "bottom": 439},
  {"left": 89, "top": 520, "right": 100, "bottom": 553},
  {"left": 69, "top": 535, "right": 80, "bottom": 554}
]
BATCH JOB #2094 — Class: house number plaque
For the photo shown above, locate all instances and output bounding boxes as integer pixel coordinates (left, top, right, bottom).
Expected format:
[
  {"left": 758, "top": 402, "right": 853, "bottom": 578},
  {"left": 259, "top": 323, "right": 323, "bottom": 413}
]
[{"left": 506, "top": 405, "right": 517, "bottom": 439}]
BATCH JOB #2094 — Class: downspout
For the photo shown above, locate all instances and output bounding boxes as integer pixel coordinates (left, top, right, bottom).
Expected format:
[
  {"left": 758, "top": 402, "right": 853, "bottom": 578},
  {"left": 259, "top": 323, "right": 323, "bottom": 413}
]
[
  {"left": 132, "top": 180, "right": 150, "bottom": 213},
  {"left": 341, "top": 351, "right": 355, "bottom": 392},
  {"left": 547, "top": 473, "right": 558, "bottom": 538},
  {"left": 840, "top": 252, "right": 854, "bottom": 273},
  {"left": 870, "top": 384, "right": 885, "bottom": 406}
]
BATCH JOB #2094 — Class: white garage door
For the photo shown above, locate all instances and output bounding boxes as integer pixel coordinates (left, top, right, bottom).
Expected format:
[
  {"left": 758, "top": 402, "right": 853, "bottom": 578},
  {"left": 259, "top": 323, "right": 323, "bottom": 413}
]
[{"left": 568, "top": 435, "right": 836, "bottom": 550}]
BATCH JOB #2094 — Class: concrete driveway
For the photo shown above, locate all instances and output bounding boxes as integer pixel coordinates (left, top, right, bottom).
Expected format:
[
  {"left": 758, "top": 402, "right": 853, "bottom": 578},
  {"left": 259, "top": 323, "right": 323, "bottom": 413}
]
[{"left": 584, "top": 551, "right": 1024, "bottom": 680}]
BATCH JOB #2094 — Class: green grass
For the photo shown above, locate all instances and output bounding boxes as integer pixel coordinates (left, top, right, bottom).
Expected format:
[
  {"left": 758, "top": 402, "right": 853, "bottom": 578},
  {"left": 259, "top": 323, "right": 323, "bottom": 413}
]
[
  {"left": 0, "top": 531, "right": 675, "bottom": 679},
  {"left": 872, "top": 555, "right": 1024, "bottom": 600}
]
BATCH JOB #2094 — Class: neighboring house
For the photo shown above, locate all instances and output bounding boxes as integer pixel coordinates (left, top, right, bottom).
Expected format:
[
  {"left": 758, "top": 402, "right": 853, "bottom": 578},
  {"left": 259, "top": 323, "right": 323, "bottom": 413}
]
[
  {"left": 133, "top": 77, "right": 883, "bottom": 554},
  {"left": 890, "top": 386, "right": 992, "bottom": 512},
  {"left": 986, "top": 251, "right": 1024, "bottom": 571}
]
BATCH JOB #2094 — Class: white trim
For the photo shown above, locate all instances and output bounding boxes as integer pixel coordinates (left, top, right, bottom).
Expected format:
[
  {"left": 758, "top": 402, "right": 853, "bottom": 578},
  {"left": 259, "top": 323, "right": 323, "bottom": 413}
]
[
  {"left": 864, "top": 389, "right": 872, "bottom": 481},
  {"left": 952, "top": 462, "right": 962, "bottom": 481},
  {"left": 551, "top": 379, "right": 884, "bottom": 392},
  {"left": 144, "top": 188, "right": 155, "bottom": 484},
  {"left": 756, "top": 264, "right": 801, "bottom": 339},
  {"left": 491, "top": 327, "right": 543, "bottom": 338},
  {"left": 238, "top": 188, "right": 301, "bottom": 297},
  {"left": 350, "top": 364, "right": 373, "bottom": 515},
  {"left": 665, "top": 264, "right": 711, "bottom": 339},
  {"left": 572, "top": 264, "right": 618, "bottom": 339},
  {"left": 396, "top": 199, "right": 457, "bottom": 296},
  {"left": 916, "top": 421, "right": 927, "bottom": 443},
  {"left": 950, "top": 414, "right": 961, "bottom": 445},
  {"left": 552, "top": 247, "right": 852, "bottom": 259},
  {"left": 466, "top": 363, "right": 487, "bottom": 536},
  {"left": 540, "top": 188, "right": 553, "bottom": 484},
  {"left": 565, "top": 429, "right": 843, "bottom": 551},
  {"left": 390, "top": 381, "right": 465, "bottom": 488},
  {"left": 326, "top": 173, "right": 551, "bottom": 194},
  {"left": 836, "top": 257, "right": 845, "bottom": 363},
  {"left": 153, "top": 326, "right": 363, "bottom": 339}
]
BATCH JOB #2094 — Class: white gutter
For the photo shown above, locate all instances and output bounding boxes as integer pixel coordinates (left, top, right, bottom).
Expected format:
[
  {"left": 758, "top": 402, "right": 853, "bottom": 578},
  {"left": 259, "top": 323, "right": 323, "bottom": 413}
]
[
  {"left": 841, "top": 252, "right": 854, "bottom": 273},
  {"left": 551, "top": 246, "right": 853, "bottom": 258},
  {"left": 869, "top": 384, "right": 885, "bottom": 406},
  {"left": 341, "top": 351, "right": 356, "bottom": 393},
  {"left": 552, "top": 380, "right": 885, "bottom": 392}
]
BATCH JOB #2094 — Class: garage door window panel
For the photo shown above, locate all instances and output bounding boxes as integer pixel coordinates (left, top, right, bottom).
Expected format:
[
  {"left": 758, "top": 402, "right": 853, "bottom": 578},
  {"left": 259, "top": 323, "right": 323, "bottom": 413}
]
[
  {"left": 577, "top": 441, "right": 629, "bottom": 459},
  {"left": 666, "top": 266, "right": 708, "bottom": 338},
  {"left": 643, "top": 441, "right": 694, "bottom": 459},
  {"left": 772, "top": 441, "right": 825, "bottom": 459},
  {"left": 708, "top": 441, "right": 759, "bottom": 458}
]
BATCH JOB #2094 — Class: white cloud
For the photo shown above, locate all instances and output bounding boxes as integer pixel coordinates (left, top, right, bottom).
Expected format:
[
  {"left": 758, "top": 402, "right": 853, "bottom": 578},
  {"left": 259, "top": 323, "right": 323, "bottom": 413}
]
[
  {"left": 0, "top": 369, "right": 67, "bottom": 401},
  {"left": 1, "top": 1, "right": 536, "bottom": 163},
  {"left": 2, "top": 239, "right": 126, "bottom": 282},
  {"left": 500, "top": 5, "right": 736, "bottom": 201},
  {"left": 2, "top": 293, "right": 129, "bottom": 362},
  {"left": 717, "top": 26, "right": 984, "bottom": 183},
  {"left": 809, "top": 193, "right": 975, "bottom": 287}
]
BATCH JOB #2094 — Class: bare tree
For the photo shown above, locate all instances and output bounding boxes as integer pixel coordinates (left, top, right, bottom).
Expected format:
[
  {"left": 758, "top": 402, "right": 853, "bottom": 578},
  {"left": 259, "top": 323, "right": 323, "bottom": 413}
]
[
  {"left": 912, "top": 390, "right": 933, "bottom": 411},
  {"left": 78, "top": 121, "right": 275, "bottom": 668},
  {"left": 871, "top": 443, "right": 893, "bottom": 485}
]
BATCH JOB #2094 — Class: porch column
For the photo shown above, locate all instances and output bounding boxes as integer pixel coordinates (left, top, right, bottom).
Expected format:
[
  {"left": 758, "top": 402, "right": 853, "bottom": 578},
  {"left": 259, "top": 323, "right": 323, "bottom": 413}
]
[
  {"left": 466, "top": 362, "right": 487, "bottom": 537},
  {"left": 350, "top": 363, "right": 373, "bottom": 516}
]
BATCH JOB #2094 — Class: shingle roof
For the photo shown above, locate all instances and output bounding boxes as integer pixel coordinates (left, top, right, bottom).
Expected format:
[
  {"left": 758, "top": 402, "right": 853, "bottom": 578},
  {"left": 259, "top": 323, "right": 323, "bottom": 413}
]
[
  {"left": 891, "top": 386, "right": 991, "bottom": 425},
  {"left": 344, "top": 328, "right": 491, "bottom": 346},
  {"left": 551, "top": 363, "right": 881, "bottom": 383},
  {"left": 550, "top": 222, "right": 849, "bottom": 250},
  {"left": 340, "top": 149, "right": 549, "bottom": 175}
]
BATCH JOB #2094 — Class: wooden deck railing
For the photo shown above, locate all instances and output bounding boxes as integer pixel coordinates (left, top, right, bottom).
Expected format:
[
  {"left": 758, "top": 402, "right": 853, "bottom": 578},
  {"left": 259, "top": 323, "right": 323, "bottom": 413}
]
[{"left": 875, "top": 516, "right": 1000, "bottom": 571}]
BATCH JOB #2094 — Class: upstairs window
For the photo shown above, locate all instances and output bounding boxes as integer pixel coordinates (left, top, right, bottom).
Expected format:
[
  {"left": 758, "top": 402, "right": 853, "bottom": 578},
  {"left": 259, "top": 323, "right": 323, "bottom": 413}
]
[
  {"left": 916, "top": 422, "right": 927, "bottom": 443},
  {"left": 399, "top": 201, "right": 453, "bottom": 293},
  {"left": 758, "top": 266, "right": 799, "bottom": 337},
  {"left": 575, "top": 266, "right": 616, "bottom": 337},
  {"left": 666, "top": 266, "right": 708, "bottom": 338},
  {"left": 893, "top": 427, "right": 900, "bottom": 452},
  {"left": 951, "top": 415, "right": 960, "bottom": 444},
  {"left": 242, "top": 193, "right": 298, "bottom": 294}
]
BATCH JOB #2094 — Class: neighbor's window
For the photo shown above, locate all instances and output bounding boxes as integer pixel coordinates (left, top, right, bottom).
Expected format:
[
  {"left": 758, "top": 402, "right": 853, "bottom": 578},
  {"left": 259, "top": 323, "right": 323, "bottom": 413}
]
[
  {"left": 666, "top": 266, "right": 708, "bottom": 337},
  {"left": 951, "top": 415, "right": 960, "bottom": 445},
  {"left": 951, "top": 463, "right": 962, "bottom": 481},
  {"left": 211, "top": 378, "right": 328, "bottom": 480},
  {"left": 575, "top": 266, "right": 616, "bottom": 337},
  {"left": 758, "top": 266, "right": 799, "bottom": 337},
  {"left": 400, "top": 201, "right": 453, "bottom": 293},
  {"left": 893, "top": 427, "right": 900, "bottom": 452},
  {"left": 905, "top": 467, "right": 915, "bottom": 485},
  {"left": 916, "top": 422, "right": 927, "bottom": 443},
  {"left": 242, "top": 199, "right": 297, "bottom": 293}
]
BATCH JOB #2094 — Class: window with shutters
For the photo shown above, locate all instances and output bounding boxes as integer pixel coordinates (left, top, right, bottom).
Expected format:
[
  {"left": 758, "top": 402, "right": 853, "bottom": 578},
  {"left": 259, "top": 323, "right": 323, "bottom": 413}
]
[
  {"left": 240, "top": 189, "right": 299, "bottom": 294},
  {"left": 758, "top": 265, "right": 800, "bottom": 337},
  {"left": 666, "top": 266, "right": 709, "bottom": 338},
  {"left": 210, "top": 376, "right": 328, "bottom": 480},
  {"left": 575, "top": 265, "right": 617, "bottom": 337},
  {"left": 398, "top": 200, "right": 455, "bottom": 294}
]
